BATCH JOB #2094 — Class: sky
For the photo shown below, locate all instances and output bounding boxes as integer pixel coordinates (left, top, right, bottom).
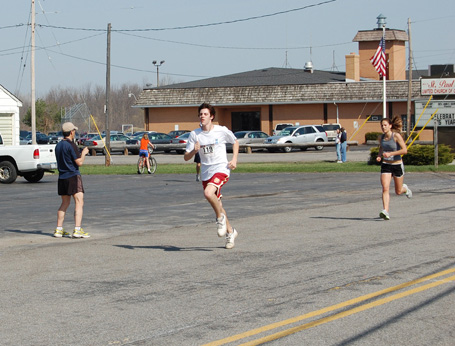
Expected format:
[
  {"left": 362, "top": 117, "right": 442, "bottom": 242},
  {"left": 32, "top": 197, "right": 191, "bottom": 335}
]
[{"left": 1, "top": 0, "right": 454, "bottom": 98}]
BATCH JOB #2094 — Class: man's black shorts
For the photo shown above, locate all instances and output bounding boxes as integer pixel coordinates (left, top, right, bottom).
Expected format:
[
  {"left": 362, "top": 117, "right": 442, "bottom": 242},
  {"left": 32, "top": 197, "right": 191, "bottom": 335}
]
[
  {"left": 58, "top": 175, "right": 85, "bottom": 195},
  {"left": 381, "top": 163, "right": 404, "bottom": 177}
]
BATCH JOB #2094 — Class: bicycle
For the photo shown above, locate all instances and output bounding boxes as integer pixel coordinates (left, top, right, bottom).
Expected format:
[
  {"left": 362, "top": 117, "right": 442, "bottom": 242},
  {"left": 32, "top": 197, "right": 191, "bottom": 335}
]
[{"left": 137, "top": 147, "right": 157, "bottom": 174}]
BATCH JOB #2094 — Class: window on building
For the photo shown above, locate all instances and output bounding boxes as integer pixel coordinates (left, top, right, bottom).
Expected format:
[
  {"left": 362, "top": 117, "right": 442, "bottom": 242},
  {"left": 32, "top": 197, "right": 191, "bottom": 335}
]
[
  {"left": 401, "top": 114, "right": 415, "bottom": 133},
  {"left": 367, "top": 115, "right": 383, "bottom": 122},
  {"left": 231, "top": 111, "right": 261, "bottom": 132}
]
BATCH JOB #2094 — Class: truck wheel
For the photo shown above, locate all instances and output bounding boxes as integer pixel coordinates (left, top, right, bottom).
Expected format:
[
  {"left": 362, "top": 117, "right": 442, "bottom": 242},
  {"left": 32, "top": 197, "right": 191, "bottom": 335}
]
[
  {"left": 0, "top": 160, "right": 18, "bottom": 184},
  {"left": 23, "top": 170, "right": 45, "bottom": 183}
]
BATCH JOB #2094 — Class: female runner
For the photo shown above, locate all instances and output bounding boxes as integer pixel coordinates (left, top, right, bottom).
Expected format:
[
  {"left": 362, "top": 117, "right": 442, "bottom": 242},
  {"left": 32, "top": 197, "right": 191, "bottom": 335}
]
[{"left": 376, "top": 116, "right": 412, "bottom": 220}]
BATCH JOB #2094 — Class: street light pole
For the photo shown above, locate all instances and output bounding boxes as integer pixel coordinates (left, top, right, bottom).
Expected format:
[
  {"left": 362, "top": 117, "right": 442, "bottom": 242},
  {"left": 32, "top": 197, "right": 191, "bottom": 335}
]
[{"left": 152, "top": 60, "right": 165, "bottom": 87}]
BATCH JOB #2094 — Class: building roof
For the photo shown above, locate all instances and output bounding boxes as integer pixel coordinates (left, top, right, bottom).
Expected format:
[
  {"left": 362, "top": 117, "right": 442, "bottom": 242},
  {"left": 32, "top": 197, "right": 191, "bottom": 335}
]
[
  {"left": 353, "top": 29, "right": 408, "bottom": 42},
  {"left": 0, "top": 84, "right": 23, "bottom": 106},
  {"left": 153, "top": 67, "right": 347, "bottom": 89},
  {"left": 136, "top": 66, "right": 428, "bottom": 108},
  {"left": 137, "top": 79, "right": 422, "bottom": 108}
]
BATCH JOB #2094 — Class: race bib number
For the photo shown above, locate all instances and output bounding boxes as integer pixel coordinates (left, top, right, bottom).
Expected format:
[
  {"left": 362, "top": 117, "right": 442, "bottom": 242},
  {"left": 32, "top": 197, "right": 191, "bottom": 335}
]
[{"left": 202, "top": 144, "right": 214, "bottom": 155}]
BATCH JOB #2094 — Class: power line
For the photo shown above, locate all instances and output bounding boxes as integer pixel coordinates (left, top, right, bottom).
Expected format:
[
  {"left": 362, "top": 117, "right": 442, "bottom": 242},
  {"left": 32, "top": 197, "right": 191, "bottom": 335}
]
[
  {"left": 116, "top": 31, "right": 352, "bottom": 51},
  {"left": 43, "top": 48, "right": 211, "bottom": 79},
  {"left": 411, "top": 14, "right": 455, "bottom": 24},
  {"left": 36, "top": 0, "right": 337, "bottom": 32},
  {"left": 0, "top": 24, "right": 27, "bottom": 30}
]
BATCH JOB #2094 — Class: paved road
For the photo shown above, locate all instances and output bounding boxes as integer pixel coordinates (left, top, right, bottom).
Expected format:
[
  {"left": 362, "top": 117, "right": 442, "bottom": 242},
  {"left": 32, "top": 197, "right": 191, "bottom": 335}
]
[{"left": 1, "top": 150, "right": 454, "bottom": 345}]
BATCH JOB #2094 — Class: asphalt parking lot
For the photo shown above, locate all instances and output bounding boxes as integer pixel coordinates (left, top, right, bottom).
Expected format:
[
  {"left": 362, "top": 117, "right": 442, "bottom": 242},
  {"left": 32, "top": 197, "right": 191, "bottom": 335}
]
[
  {"left": 1, "top": 147, "right": 454, "bottom": 345},
  {"left": 84, "top": 144, "right": 371, "bottom": 165}
]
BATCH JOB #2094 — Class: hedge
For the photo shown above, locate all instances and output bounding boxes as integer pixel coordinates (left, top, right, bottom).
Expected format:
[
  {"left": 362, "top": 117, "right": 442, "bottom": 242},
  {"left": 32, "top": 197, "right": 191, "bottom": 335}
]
[
  {"left": 365, "top": 132, "right": 419, "bottom": 142},
  {"left": 368, "top": 144, "right": 454, "bottom": 165}
]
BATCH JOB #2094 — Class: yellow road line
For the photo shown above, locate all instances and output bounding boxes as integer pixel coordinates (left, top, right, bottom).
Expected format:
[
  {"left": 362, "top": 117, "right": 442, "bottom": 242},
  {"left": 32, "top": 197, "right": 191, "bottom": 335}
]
[
  {"left": 201, "top": 268, "right": 455, "bottom": 346},
  {"left": 240, "top": 275, "right": 455, "bottom": 346}
]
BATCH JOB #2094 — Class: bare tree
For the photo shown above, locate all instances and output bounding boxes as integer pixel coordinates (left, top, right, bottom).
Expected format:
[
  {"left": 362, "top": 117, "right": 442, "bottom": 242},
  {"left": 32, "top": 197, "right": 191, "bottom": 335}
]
[{"left": 18, "top": 83, "right": 145, "bottom": 134}]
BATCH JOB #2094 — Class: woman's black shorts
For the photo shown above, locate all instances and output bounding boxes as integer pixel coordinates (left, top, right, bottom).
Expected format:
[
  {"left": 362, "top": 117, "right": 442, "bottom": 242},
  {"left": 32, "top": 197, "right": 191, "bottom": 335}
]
[{"left": 381, "top": 163, "right": 404, "bottom": 177}]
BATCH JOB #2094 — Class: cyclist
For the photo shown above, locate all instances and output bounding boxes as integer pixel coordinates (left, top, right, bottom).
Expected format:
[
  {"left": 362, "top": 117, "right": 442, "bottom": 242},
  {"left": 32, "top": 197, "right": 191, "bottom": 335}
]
[{"left": 138, "top": 133, "right": 155, "bottom": 174}]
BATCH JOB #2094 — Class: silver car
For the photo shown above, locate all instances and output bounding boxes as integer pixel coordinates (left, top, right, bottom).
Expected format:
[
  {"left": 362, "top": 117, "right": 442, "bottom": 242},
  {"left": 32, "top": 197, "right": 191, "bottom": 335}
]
[
  {"left": 170, "top": 132, "right": 190, "bottom": 154},
  {"left": 264, "top": 125, "right": 328, "bottom": 153},
  {"left": 84, "top": 134, "right": 131, "bottom": 155},
  {"left": 227, "top": 131, "right": 269, "bottom": 153}
]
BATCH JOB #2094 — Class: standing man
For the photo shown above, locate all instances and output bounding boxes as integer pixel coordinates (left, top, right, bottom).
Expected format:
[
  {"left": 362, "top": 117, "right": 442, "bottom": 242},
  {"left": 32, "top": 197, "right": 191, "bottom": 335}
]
[
  {"left": 54, "top": 122, "right": 90, "bottom": 238},
  {"left": 335, "top": 128, "right": 342, "bottom": 163},
  {"left": 340, "top": 127, "right": 347, "bottom": 163},
  {"left": 184, "top": 103, "right": 240, "bottom": 249}
]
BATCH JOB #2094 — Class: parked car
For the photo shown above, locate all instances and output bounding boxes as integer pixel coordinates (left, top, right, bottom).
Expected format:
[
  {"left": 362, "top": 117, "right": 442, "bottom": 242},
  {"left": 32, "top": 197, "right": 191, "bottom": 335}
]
[
  {"left": 322, "top": 123, "right": 341, "bottom": 141},
  {"left": 83, "top": 133, "right": 131, "bottom": 155},
  {"left": 170, "top": 132, "right": 191, "bottom": 154},
  {"left": 273, "top": 123, "right": 294, "bottom": 136},
  {"left": 132, "top": 131, "right": 155, "bottom": 137},
  {"left": 168, "top": 130, "right": 190, "bottom": 138},
  {"left": 226, "top": 130, "right": 269, "bottom": 153},
  {"left": 264, "top": 125, "right": 328, "bottom": 152},
  {"left": 48, "top": 131, "right": 63, "bottom": 144},
  {"left": 20, "top": 130, "right": 30, "bottom": 139},
  {"left": 78, "top": 132, "right": 98, "bottom": 146},
  {"left": 48, "top": 131, "right": 81, "bottom": 144},
  {"left": 26, "top": 133, "right": 49, "bottom": 144},
  {"left": 126, "top": 132, "right": 173, "bottom": 154}
]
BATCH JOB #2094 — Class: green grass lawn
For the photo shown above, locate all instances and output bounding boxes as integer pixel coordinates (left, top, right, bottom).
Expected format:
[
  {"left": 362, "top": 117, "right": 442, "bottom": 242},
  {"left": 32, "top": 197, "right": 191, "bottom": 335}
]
[{"left": 76, "top": 161, "right": 455, "bottom": 175}]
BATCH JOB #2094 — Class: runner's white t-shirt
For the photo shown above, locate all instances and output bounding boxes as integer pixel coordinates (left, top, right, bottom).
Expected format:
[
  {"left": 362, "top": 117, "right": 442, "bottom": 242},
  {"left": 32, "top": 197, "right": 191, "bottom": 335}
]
[{"left": 186, "top": 125, "right": 236, "bottom": 181}]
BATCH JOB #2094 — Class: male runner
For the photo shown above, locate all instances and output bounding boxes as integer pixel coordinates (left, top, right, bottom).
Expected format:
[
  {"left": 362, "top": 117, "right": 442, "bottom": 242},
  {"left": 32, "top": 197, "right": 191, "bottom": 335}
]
[{"left": 184, "top": 103, "right": 239, "bottom": 249}]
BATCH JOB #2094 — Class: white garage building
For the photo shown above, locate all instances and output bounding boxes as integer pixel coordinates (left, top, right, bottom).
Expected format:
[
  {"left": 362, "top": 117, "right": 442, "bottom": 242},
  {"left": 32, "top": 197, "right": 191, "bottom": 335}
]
[{"left": 0, "top": 84, "right": 22, "bottom": 145}]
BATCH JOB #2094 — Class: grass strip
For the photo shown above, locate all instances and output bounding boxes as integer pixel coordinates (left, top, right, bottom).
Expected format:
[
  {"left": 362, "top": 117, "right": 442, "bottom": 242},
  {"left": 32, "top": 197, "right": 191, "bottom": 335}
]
[{"left": 76, "top": 161, "right": 455, "bottom": 175}]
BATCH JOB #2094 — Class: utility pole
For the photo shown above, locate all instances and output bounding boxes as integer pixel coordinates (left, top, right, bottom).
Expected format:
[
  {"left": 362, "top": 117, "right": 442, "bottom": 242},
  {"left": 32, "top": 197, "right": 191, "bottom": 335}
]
[
  {"left": 434, "top": 117, "right": 438, "bottom": 168},
  {"left": 31, "top": 0, "right": 36, "bottom": 144},
  {"left": 406, "top": 18, "right": 413, "bottom": 138},
  {"left": 105, "top": 23, "right": 111, "bottom": 166}
]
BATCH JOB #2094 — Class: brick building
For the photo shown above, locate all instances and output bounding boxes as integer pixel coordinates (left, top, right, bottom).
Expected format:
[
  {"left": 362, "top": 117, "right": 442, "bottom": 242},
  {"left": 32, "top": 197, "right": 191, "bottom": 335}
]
[{"left": 133, "top": 21, "right": 436, "bottom": 144}]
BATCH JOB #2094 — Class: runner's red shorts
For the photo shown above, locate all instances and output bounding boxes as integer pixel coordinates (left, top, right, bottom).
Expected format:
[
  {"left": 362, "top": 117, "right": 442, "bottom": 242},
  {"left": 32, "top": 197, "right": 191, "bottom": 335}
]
[{"left": 202, "top": 173, "right": 229, "bottom": 199}]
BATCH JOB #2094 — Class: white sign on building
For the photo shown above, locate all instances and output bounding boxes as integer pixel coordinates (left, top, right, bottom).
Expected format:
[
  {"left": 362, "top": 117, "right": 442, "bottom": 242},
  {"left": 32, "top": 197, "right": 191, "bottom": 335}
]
[
  {"left": 420, "top": 78, "right": 455, "bottom": 95},
  {"left": 415, "top": 100, "right": 455, "bottom": 127}
]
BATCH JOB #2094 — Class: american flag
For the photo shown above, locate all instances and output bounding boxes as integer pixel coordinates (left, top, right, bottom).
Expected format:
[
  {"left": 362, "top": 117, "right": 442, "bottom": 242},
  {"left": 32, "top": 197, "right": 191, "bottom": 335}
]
[{"left": 370, "top": 37, "right": 386, "bottom": 77}]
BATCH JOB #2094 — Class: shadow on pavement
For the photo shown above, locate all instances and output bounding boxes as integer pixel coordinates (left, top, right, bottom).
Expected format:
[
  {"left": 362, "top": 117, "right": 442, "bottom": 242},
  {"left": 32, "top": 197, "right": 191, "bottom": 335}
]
[{"left": 114, "top": 244, "right": 216, "bottom": 252}]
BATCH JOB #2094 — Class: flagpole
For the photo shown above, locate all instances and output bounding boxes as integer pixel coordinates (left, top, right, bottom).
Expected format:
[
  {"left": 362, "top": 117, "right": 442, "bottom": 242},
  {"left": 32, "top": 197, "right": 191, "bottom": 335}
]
[{"left": 382, "top": 25, "right": 386, "bottom": 118}]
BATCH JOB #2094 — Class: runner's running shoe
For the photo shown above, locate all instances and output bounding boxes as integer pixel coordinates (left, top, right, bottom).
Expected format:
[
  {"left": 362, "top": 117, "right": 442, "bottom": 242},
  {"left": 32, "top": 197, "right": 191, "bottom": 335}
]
[
  {"left": 53, "top": 228, "right": 71, "bottom": 238},
  {"left": 379, "top": 210, "right": 390, "bottom": 220},
  {"left": 216, "top": 213, "right": 227, "bottom": 237},
  {"left": 225, "top": 228, "right": 238, "bottom": 249},
  {"left": 72, "top": 228, "right": 90, "bottom": 238},
  {"left": 403, "top": 184, "right": 412, "bottom": 198}
]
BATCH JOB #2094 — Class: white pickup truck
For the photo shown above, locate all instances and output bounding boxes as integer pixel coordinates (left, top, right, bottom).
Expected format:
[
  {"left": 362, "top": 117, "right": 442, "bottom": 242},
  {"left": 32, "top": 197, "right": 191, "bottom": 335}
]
[{"left": 0, "top": 132, "right": 57, "bottom": 184}]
